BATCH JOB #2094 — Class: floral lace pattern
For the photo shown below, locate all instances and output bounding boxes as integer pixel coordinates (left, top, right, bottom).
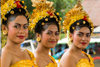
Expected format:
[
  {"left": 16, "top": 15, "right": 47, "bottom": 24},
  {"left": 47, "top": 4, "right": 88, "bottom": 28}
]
[
  {"left": 10, "top": 50, "right": 57, "bottom": 67},
  {"left": 76, "top": 52, "right": 94, "bottom": 67},
  {"left": 10, "top": 50, "right": 38, "bottom": 67},
  {"left": 46, "top": 55, "right": 57, "bottom": 67},
  {"left": 33, "top": 55, "right": 57, "bottom": 67}
]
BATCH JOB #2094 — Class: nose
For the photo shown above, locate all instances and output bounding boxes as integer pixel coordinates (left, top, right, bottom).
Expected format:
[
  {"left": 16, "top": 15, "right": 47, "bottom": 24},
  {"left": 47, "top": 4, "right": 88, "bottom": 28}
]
[
  {"left": 82, "top": 35, "right": 87, "bottom": 41},
  {"left": 19, "top": 26, "right": 25, "bottom": 34},
  {"left": 50, "top": 33, "right": 56, "bottom": 40}
]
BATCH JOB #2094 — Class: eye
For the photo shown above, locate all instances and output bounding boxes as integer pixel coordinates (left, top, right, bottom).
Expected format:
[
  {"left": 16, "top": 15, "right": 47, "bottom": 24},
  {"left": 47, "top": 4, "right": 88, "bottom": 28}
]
[
  {"left": 86, "top": 34, "right": 91, "bottom": 37},
  {"left": 14, "top": 25, "right": 20, "bottom": 29},
  {"left": 23, "top": 25, "right": 28, "bottom": 29},
  {"left": 47, "top": 31, "right": 52, "bottom": 35},
  {"left": 77, "top": 33, "right": 83, "bottom": 37},
  {"left": 55, "top": 32, "right": 59, "bottom": 36}
]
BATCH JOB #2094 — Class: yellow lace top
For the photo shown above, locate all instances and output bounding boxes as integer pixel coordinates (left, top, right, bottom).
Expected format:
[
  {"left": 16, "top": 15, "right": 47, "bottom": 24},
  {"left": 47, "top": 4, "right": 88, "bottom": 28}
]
[
  {"left": 33, "top": 55, "right": 57, "bottom": 67},
  {"left": 10, "top": 50, "right": 38, "bottom": 67},
  {"left": 76, "top": 52, "right": 94, "bottom": 67},
  {"left": 46, "top": 55, "right": 57, "bottom": 67}
]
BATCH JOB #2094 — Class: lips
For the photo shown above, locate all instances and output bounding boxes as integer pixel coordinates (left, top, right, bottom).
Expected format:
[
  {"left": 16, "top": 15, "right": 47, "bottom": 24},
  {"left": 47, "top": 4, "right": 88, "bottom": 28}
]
[
  {"left": 49, "top": 41, "right": 57, "bottom": 44},
  {"left": 17, "top": 35, "right": 25, "bottom": 39},
  {"left": 81, "top": 42, "right": 86, "bottom": 45}
]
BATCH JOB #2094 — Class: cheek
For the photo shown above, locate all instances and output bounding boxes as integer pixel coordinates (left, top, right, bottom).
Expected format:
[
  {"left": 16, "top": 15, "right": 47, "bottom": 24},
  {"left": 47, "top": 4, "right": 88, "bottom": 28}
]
[
  {"left": 87, "top": 37, "right": 91, "bottom": 42},
  {"left": 73, "top": 35, "right": 80, "bottom": 43},
  {"left": 42, "top": 34, "right": 49, "bottom": 40},
  {"left": 8, "top": 27, "right": 17, "bottom": 35},
  {"left": 56, "top": 36, "right": 60, "bottom": 40},
  {"left": 25, "top": 29, "right": 28, "bottom": 36}
]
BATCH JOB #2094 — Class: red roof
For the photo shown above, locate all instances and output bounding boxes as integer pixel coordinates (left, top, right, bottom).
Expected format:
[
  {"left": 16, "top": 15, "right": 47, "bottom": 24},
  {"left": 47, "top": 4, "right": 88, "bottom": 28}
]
[{"left": 82, "top": 0, "right": 100, "bottom": 26}]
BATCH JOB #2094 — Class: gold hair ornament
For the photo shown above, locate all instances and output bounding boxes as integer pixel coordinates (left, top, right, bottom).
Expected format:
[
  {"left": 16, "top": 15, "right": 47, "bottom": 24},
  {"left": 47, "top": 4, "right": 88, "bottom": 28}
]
[
  {"left": 1, "top": 0, "right": 29, "bottom": 23},
  {"left": 29, "top": 0, "right": 62, "bottom": 30},
  {"left": 63, "top": 0, "right": 94, "bottom": 33}
]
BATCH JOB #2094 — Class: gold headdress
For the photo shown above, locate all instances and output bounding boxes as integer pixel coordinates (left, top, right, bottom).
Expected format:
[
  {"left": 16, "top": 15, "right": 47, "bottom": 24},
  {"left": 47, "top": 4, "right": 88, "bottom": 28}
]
[
  {"left": 29, "top": 0, "right": 62, "bottom": 30},
  {"left": 63, "top": 0, "right": 94, "bottom": 33},
  {"left": 1, "top": 0, "right": 29, "bottom": 23}
]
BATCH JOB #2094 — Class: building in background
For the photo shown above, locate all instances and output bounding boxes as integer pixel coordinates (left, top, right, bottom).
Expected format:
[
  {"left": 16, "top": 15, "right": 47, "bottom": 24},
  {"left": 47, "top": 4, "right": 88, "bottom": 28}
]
[{"left": 82, "top": 0, "right": 100, "bottom": 26}]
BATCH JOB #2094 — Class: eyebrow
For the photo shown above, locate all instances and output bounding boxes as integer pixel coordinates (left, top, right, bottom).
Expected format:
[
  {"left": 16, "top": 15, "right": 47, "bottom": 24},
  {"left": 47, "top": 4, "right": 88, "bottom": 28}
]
[
  {"left": 48, "top": 30, "right": 59, "bottom": 32},
  {"left": 15, "top": 23, "right": 29, "bottom": 25},
  {"left": 79, "top": 32, "right": 90, "bottom": 34}
]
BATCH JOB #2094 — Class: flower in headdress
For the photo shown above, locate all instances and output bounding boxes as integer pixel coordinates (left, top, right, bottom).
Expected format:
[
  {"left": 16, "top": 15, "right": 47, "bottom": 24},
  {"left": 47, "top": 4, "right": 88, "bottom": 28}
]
[
  {"left": 29, "top": 0, "right": 62, "bottom": 30},
  {"left": 47, "top": 11, "right": 53, "bottom": 16},
  {"left": 83, "top": 16, "right": 87, "bottom": 21},
  {"left": 15, "top": 1, "right": 22, "bottom": 8}
]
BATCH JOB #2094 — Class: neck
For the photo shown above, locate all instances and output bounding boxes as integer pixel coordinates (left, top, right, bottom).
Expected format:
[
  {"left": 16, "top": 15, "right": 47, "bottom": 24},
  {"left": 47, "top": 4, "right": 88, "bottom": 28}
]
[
  {"left": 36, "top": 43, "right": 50, "bottom": 56},
  {"left": 5, "top": 37, "right": 21, "bottom": 50},
  {"left": 70, "top": 43, "right": 82, "bottom": 54}
]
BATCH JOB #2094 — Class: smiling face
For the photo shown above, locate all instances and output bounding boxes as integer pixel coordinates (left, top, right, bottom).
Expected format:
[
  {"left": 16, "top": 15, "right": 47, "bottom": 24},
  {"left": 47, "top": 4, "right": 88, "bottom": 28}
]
[
  {"left": 7, "top": 15, "right": 28, "bottom": 44},
  {"left": 71, "top": 27, "right": 91, "bottom": 49},
  {"left": 39, "top": 24, "right": 59, "bottom": 48}
]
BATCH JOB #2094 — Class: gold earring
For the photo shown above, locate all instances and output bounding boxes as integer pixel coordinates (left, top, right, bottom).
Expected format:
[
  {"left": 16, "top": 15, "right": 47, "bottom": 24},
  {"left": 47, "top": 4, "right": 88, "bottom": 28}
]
[
  {"left": 36, "top": 37, "right": 41, "bottom": 42},
  {"left": 70, "top": 38, "right": 73, "bottom": 42},
  {"left": 3, "top": 30, "right": 7, "bottom": 35}
]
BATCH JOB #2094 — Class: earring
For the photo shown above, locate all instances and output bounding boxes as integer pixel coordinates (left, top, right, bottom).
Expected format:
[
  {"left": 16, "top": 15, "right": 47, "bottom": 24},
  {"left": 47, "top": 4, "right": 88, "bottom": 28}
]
[
  {"left": 3, "top": 30, "right": 7, "bottom": 35},
  {"left": 70, "top": 37, "right": 73, "bottom": 42},
  {"left": 36, "top": 37, "right": 41, "bottom": 42}
]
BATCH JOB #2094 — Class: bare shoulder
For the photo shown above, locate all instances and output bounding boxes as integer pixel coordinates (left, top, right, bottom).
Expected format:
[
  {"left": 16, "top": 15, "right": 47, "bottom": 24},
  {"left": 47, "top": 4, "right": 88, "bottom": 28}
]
[
  {"left": 60, "top": 51, "right": 76, "bottom": 67},
  {"left": 1, "top": 47, "right": 12, "bottom": 67},
  {"left": 1, "top": 47, "right": 12, "bottom": 57}
]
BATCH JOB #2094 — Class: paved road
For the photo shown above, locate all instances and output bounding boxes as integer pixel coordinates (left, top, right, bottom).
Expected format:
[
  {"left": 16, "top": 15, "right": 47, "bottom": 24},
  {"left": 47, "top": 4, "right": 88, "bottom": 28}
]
[
  {"left": 92, "top": 54, "right": 100, "bottom": 67},
  {"left": 94, "top": 60, "right": 100, "bottom": 67}
]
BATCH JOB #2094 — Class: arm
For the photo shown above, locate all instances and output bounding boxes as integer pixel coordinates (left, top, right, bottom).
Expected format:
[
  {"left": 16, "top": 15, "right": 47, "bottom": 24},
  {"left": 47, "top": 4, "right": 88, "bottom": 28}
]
[
  {"left": 59, "top": 52, "right": 76, "bottom": 67},
  {"left": 1, "top": 49, "right": 12, "bottom": 67}
]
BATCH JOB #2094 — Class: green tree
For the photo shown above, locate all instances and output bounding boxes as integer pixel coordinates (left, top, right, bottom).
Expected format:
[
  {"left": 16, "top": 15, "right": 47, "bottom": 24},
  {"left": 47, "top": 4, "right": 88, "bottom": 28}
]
[
  {"left": 48, "top": 0, "right": 78, "bottom": 21},
  {"left": 22, "top": 0, "right": 34, "bottom": 14}
]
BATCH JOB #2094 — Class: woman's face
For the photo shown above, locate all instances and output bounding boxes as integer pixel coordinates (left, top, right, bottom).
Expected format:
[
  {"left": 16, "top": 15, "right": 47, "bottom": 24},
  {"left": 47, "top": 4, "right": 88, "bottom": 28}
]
[
  {"left": 40, "top": 24, "right": 59, "bottom": 48},
  {"left": 71, "top": 27, "right": 91, "bottom": 49},
  {"left": 7, "top": 15, "right": 28, "bottom": 44}
]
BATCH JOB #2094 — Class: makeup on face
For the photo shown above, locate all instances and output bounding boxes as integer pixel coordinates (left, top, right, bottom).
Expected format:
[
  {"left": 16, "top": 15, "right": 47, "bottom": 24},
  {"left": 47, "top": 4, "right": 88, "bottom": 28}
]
[
  {"left": 7, "top": 15, "right": 28, "bottom": 43},
  {"left": 40, "top": 25, "right": 59, "bottom": 48},
  {"left": 72, "top": 27, "right": 91, "bottom": 48},
  {"left": 13, "top": 23, "right": 29, "bottom": 30}
]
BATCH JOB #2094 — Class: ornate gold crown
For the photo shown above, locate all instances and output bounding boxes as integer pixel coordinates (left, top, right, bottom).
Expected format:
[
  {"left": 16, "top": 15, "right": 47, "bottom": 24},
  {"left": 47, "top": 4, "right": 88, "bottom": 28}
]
[
  {"left": 29, "top": 0, "right": 62, "bottom": 30},
  {"left": 63, "top": 1, "right": 94, "bottom": 33},
  {"left": 1, "top": 0, "right": 29, "bottom": 23}
]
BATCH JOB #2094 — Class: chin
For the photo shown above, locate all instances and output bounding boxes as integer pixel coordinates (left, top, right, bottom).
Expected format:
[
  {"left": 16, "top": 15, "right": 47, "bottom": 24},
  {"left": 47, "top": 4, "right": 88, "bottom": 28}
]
[
  {"left": 47, "top": 43, "right": 56, "bottom": 48},
  {"left": 50, "top": 46, "right": 55, "bottom": 48},
  {"left": 48, "top": 45, "right": 56, "bottom": 48},
  {"left": 14, "top": 39, "right": 24, "bottom": 44},
  {"left": 81, "top": 46, "right": 87, "bottom": 49}
]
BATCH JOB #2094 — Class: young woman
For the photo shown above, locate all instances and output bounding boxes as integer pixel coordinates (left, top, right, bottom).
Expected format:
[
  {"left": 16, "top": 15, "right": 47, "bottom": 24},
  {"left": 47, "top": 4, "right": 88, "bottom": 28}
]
[
  {"left": 60, "top": 1, "right": 94, "bottom": 67},
  {"left": 29, "top": 0, "right": 62, "bottom": 67},
  {"left": 1, "top": 0, "right": 36, "bottom": 67}
]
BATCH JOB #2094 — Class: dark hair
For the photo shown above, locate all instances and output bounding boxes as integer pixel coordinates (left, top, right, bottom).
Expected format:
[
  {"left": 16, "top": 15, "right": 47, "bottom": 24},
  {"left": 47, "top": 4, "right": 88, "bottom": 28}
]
[
  {"left": 35, "top": 13, "right": 60, "bottom": 34},
  {"left": 2, "top": 2, "right": 29, "bottom": 26},
  {"left": 70, "top": 19, "right": 92, "bottom": 33}
]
